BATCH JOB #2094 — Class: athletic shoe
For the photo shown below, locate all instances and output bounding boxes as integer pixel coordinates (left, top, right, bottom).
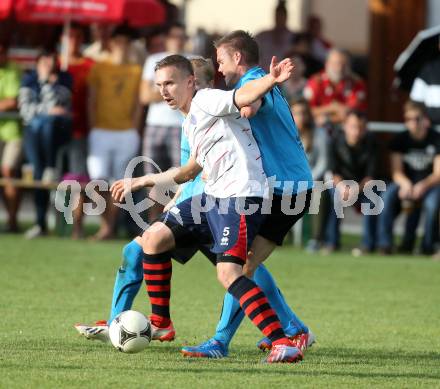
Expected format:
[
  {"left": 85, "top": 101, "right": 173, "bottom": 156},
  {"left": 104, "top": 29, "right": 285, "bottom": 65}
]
[
  {"left": 305, "top": 239, "right": 320, "bottom": 253},
  {"left": 351, "top": 246, "right": 374, "bottom": 257},
  {"left": 257, "top": 330, "right": 316, "bottom": 352},
  {"left": 42, "top": 167, "right": 58, "bottom": 184},
  {"left": 264, "top": 344, "right": 303, "bottom": 363},
  {"left": 24, "top": 225, "right": 47, "bottom": 240},
  {"left": 74, "top": 320, "right": 109, "bottom": 343},
  {"left": 150, "top": 319, "right": 175, "bottom": 342},
  {"left": 291, "top": 330, "right": 316, "bottom": 352},
  {"left": 181, "top": 338, "right": 228, "bottom": 358}
]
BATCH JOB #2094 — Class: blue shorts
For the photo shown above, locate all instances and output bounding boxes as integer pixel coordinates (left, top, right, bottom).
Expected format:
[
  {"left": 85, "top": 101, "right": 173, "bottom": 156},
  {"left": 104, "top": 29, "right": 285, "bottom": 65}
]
[{"left": 163, "top": 193, "right": 266, "bottom": 264}]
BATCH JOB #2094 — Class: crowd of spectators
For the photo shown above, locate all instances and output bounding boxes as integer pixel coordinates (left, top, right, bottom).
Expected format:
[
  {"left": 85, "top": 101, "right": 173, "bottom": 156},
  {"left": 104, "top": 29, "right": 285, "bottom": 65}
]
[{"left": 0, "top": 0, "right": 439, "bottom": 258}]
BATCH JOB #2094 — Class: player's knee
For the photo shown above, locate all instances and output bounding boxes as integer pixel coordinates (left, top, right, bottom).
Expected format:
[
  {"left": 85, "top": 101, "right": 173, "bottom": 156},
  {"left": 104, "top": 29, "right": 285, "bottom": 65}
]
[
  {"left": 142, "top": 225, "right": 173, "bottom": 254},
  {"left": 217, "top": 268, "right": 232, "bottom": 288},
  {"left": 143, "top": 232, "right": 162, "bottom": 254},
  {"left": 216, "top": 263, "right": 242, "bottom": 289},
  {"left": 140, "top": 230, "right": 150, "bottom": 249}
]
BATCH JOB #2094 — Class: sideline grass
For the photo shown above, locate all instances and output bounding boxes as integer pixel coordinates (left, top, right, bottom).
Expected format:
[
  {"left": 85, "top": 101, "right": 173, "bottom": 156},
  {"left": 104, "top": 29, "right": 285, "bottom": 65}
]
[{"left": 0, "top": 234, "right": 439, "bottom": 388}]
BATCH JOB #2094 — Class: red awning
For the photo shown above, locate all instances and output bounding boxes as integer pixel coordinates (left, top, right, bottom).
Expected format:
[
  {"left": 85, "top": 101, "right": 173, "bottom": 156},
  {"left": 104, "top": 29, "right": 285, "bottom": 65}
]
[
  {"left": 13, "top": 0, "right": 165, "bottom": 26},
  {"left": 0, "top": 0, "right": 13, "bottom": 19}
]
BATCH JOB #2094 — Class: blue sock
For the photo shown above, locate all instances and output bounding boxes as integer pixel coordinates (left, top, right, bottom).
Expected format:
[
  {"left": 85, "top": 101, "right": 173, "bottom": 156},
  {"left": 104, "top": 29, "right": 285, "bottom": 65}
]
[
  {"left": 213, "top": 292, "right": 244, "bottom": 348},
  {"left": 108, "top": 240, "right": 144, "bottom": 323},
  {"left": 254, "top": 264, "right": 308, "bottom": 335}
]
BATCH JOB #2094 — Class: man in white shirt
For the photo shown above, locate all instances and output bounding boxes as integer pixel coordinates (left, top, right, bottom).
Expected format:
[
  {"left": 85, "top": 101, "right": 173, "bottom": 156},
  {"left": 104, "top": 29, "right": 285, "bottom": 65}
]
[
  {"left": 410, "top": 39, "right": 440, "bottom": 126},
  {"left": 139, "top": 22, "right": 190, "bottom": 221},
  {"left": 111, "top": 54, "right": 303, "bottom": 363}
]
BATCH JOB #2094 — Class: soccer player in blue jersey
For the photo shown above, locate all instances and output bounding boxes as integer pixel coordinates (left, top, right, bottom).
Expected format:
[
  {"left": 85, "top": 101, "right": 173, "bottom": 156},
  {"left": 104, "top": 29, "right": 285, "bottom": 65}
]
[
  {"left": 110, "top": 53, "right": 306, "bottom": 363},
  {"left": 181, "top": 30, "right": 315, "bottom": 358},
  {"left": 75, "top": 58, "right": 312, "bottom": 353}
]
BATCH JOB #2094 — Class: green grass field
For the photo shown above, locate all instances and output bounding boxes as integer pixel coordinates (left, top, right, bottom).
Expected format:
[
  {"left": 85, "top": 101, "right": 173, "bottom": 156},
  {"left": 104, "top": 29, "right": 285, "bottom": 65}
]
[{"left": 1, "top": 234, "right": 440, "bottom": 388}]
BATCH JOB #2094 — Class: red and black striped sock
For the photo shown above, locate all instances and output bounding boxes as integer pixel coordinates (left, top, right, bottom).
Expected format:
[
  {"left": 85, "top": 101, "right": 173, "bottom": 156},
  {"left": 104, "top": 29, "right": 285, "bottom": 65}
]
[
  {"left": 143, "top": 252, "right": 172, "bottom": 328},
  {"left": 228, "top": 275, "right": 290, "bottom": 346}
]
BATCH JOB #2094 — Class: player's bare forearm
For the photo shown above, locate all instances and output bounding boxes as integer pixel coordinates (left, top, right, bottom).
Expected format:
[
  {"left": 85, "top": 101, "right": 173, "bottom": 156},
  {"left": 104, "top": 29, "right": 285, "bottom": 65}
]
[
  {"left": 235, "top": 57, "right": 294, "bottom": 108},
  {"left": 234, "top": 74, "right": 276, "bottom": 108},
  {"left": 110, "top": 159, "right": 202, "bottom": 202},
  {"left": 145, "top": 163, "right": 201, "bottom": 187}
]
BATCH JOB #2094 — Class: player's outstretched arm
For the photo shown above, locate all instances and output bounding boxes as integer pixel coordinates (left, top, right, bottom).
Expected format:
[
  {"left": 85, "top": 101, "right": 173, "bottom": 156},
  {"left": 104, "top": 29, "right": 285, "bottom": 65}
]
[
  {"left": 110, "top": 158, "right": 202, "bottom": 203},
  {"left": 234, "top": 56, "right": 294, "bottom": 108}
]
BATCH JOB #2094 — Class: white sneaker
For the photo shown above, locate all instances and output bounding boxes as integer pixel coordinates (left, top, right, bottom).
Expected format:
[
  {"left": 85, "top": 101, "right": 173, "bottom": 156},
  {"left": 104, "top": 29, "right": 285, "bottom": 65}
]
[
  {"left": 42, "top": 167, "right": 58, "bottom": 184},
  {"left": 24, "top": 225, "right": 47, "bottom": 240},
  {"left": 74, "top": 321, "right": 110, "bottom": 343}
]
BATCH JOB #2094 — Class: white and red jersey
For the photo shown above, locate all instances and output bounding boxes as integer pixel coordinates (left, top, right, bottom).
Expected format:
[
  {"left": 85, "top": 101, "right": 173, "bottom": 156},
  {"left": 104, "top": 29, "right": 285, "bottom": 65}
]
[{"left": 183, "top": 88, "right": 268, "bottom": 199}]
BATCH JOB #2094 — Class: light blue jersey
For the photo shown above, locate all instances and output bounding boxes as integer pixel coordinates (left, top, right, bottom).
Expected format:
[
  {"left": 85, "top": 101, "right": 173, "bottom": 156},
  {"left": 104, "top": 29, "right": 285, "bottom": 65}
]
[
  {"left": 178, "top": 128, "right": 205, "bottom": 203},
  {"left": 235, "top": 67, "right": 313, "bottom": 194}
]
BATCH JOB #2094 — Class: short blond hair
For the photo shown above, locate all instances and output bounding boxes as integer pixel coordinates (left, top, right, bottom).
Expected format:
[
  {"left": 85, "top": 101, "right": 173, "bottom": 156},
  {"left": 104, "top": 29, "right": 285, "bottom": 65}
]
[
  {"left": 404, "top": 99, "right": 427, "bottom": 117},
  {"left": 190, "top": 57, "right": 215, "bottom": 84}
]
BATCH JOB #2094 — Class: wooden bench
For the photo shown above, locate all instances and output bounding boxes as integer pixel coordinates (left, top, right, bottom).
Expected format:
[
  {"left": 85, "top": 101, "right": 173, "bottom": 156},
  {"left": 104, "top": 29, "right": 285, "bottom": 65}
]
[
  {"left": 0, "top": 178, "right": 84, "bottom": 236},
  {"left": 0, "top": 178, "right": 59, "bottom": 190}
]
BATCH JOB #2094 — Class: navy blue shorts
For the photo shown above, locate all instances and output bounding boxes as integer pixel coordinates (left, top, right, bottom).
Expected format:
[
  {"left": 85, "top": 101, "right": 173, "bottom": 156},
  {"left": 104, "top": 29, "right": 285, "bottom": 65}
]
[
  {"left": 163, "top": 193, "right": 266, "bottom": 264},
  {"left": 141, "top": 214, "right": 216, "bottom": 266}
]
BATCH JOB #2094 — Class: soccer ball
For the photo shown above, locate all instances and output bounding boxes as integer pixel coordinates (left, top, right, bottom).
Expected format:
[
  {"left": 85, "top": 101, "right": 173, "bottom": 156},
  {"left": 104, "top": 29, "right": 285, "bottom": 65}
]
[{"left": 109, "top": 310, "right": 151, "bottom": 353}]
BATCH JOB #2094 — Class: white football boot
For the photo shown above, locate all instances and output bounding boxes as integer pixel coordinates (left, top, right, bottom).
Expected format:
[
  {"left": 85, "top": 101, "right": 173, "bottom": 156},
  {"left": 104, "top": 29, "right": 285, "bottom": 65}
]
[{"left": 74, "top": 320, "right": 110, "bottom": 343}]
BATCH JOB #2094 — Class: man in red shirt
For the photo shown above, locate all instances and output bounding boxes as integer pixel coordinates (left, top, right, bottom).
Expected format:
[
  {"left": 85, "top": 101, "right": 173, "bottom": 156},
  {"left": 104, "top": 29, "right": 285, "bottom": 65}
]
[
  {"left": 304, "top": 48, "right": 366, "bottom": 126},
  {"left": 63, "top": 23, "right": 94, "bottom": 239}
]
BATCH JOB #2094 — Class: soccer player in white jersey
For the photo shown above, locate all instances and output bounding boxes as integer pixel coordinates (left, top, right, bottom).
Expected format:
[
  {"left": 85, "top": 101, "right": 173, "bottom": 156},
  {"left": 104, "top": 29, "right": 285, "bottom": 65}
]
[
  {"left": 110, "top": 54, "right": 302, "bottom": 363},
  {"left": 76, "top": 59, "right": 312, "bottom": 360}
]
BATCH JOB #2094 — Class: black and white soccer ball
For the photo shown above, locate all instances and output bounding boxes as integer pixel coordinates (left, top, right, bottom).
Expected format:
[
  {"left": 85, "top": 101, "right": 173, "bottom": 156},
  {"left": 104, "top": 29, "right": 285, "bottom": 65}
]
[{"left": 109, "top": 310, "right": 151, "bottom": 353}]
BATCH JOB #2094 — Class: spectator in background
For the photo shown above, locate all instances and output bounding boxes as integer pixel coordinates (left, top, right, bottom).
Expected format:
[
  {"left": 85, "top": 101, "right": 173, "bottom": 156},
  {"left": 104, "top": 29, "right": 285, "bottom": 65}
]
[
  {"left": 139, "top": 22, "right": 188, "bottom": 221},
  {"left": 410, "top": 39, "right": 440, "bottom": 126},
  {"left": 304, "top": 48, "right": 367, "bottom": 128},
  {"left": 192, "top": 28, "right": 214, "bottom": 58},
  {"left": 378, "top": 101, "right": 440, "bottom": 255},
  {"left": 84, "top": 23, "right": 113, "bottom": 62},
  {"left": 62, "top": 23, "right": 94, "bottom": 239},
  {"left": 306, "top": 15, "right": 332, "bottom": 63},
  {"left": 255, "top": 0, "right": 295, "bottom": 71},
  {"left": 290, "top": 98, "right": 329, "bottom": 252},
  {"left": 84, "top": 23, "right": 145, "bottom": 65},
  {"left": 145, "top": 27, "right": 166, "bottom": 56},
  {"left": 280, "top": 55, "right": 307, "bottom": 101},
  {"left": 19, "top": 49, "right": 72, "bottom": 239},
  {"left": 287, "top": 33, "right": 323, "bottom": 78},
  {"left": 324, "top": 110, "right": 379, "bottom": 253},
  {"left": 87, "top": 25, "right": 142, "bottom": 240},
  {"left": 0, "top": 41, "right": 22, "bottom": 232}
]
